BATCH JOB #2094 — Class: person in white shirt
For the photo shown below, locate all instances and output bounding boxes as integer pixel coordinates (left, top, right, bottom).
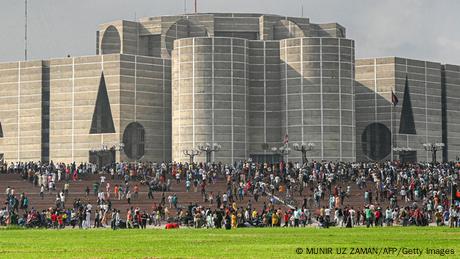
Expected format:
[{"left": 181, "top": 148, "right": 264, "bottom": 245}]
[
  {"left": 168, "top": 195, "right": 173, "bottom": 208},
  {"left": 59, "top": 191, "right": 65, "bottom": 205},
  {"left": 449, "top": 206, "right": 458, "bottom": 228},
  {"left": 348, "top": 207, "right": 356, "bottom": 226},
  {"left": 385, "top": 207, "right": 393, "bottom": 226},
  {"left": 324, "top": 207, "right": 331, "bottom": 226},
  {"left": 293, "top": 208, "right": 301, "bottom": 227},
  {"left": 40, "top": 185, "right": 45, "bottom": 199}
]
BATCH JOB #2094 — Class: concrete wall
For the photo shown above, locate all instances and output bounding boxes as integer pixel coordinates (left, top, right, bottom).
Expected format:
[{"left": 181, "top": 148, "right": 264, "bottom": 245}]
[
  {"left": 98, "top": 13, "right": 346, "bottom": 58},
  {"left": 7, "top": 12, "right": 460, "bottom": 164},
  {"left": 280, "top": 37, "right": 355, "bottom": 162},
  {"left": 355, "top": 57, "right": 443, "bottom": 162},
  {"left": 48, "top": 55, "right": 121, "bottom": 163},
  {"left": 443, "top": 64, "right": 460, "bottom": 161},
  {"left": 118, "top": 55, "right": 171, "bottom": 162},
  {"left": 172, "top": 37, "right": 248, "bottom": 163},
  {"left": 0, "top": 60, "right": 44, "bottom": 161},
  {"left": 247, "top": 40, "right": 281, "bottom": 155},
  {"left": 46, "top": 54, "right": 170, "bottom": 163}
]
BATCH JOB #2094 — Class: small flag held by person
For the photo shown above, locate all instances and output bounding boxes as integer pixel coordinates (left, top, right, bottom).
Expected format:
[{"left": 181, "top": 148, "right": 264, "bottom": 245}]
[{"left": 391, "top": 90, "right": 399, "bottom": 106}]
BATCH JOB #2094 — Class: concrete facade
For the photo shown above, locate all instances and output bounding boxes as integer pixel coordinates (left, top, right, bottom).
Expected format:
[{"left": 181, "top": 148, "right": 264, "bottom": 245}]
[
  {"left": 247, "top": 40, "right": 281, "bottom": 156},
  {"left": 161, "top": 13, "right": 350, "bottom": 163},
  {"left": 1, "top": 12, "right": 460, "bottom": 164},
  {"left": 0, "top": 54, "right": 170, "bottom": 164},
  {"left": 280, "top": 38, "right": 355, "bottom": 162},
  {"left": 443, "top": 64, "right": 460, "bottom": 161},
  {"left": 0, "top": 60, "right": 44, "bottom": 161},
  {"left": 355, "top": 57, "right": 444, "bottom": 162},
  {"left": 172, "top": 37, "right": 248, "bottom": 162}
]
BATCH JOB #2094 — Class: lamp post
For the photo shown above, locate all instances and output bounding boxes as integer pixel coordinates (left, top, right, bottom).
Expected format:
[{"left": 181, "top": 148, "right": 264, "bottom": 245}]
[
  {"left": 183, "top": 149, "right": 200, "bottom": 164},
  {"left": 197, "top": 143, "right": 221, "bottom": 163},
  {"left": 292, "top": 142, "right": 315, "bottom": 165},
  {"left": 271, "top": 144, "right": 291, "bottom": 162},
  {"left": 423, "top": 142, "right": 445, "bottom": 164}
]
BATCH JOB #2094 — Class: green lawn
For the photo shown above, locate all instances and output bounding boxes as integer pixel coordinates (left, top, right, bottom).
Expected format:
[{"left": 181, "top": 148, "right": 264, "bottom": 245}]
[{"left": 0, "top": 227, "right": 458, "bottom": 258}]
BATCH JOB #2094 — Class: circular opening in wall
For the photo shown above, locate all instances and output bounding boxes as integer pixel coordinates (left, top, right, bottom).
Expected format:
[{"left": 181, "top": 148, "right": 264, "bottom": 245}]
[
  {"left": 122, "top": 122, "right": 145, "bottom": 160},
  {"left": 361, "top": 122, "right": 391, "bottom": 161}
]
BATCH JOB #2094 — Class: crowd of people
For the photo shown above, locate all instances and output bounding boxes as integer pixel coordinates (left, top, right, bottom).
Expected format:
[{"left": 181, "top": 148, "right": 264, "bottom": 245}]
[{"left": 1, "top": 159, "right": 459, "bottom": 229}]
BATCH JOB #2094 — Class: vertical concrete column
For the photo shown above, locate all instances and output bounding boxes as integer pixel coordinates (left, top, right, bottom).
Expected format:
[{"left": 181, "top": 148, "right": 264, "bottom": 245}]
[
  {"left": 280, "top": 37, "right": 355, "bottom": 162},
  {"left": 172, "top": 37, "right": 249, "bottom": 163}
]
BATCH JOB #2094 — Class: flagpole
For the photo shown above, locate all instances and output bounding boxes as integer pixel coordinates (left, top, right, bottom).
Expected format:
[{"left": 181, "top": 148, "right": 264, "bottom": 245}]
[
  {"left": 391, "top": 99, "right": 393, "bottom": 161},
  {"left": 391, "top": 90, "right": 398, "bottom": 161}
]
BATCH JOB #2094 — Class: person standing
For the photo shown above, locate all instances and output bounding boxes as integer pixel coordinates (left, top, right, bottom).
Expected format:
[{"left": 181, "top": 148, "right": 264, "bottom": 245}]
[
  {"left": 385, "top": 207, "right": 393, "bottom": 226},
  {"left": 365, "top": 206, "right": 372, "bottom": 227},
  {"left": 64, "top": 182, "right": 70, "bottom": 196},
  {"left": 126, "top": 191, "right": 132, "bottom": 204},
  {"left": 449, "top": 205, "right": 457, "bottom": 228},
  {"left": 111, "top": 209, "right": 120, "bottom": 230},
  {"left": 172, "top": 194, "right": 178, "bottom": 209},
  {"left": 40, "top": 185, "right": 45, "bottom": 200},
  {"left": 231, "top": 212, "right": 237, "bottom": 229},
  {"left": 94, "top": 209, "right": 101, "bottom": 228},
  {"left": 84, "top": 208, "right": 91, "bottom": 229},
  {"left": 126, "top": 209, "right": 133, "bottom": 229},
  {"left": 147, "top": 184, "right": 154, "bottom": 200}
]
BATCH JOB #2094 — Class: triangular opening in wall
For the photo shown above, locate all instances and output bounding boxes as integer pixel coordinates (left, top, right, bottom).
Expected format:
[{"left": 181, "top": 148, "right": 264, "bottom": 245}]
[
  {"left": 89, "top": 72, "right": 115, "bottom": 134},
  {"left": 399, "top": 75, "right": 417, "bottom": 134},
  {"left": 0, "top": 122, "right": 3, "bottom": 137}
]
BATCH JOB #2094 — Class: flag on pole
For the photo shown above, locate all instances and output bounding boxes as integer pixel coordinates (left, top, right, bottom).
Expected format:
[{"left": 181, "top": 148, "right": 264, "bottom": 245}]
[
  {"left": 283, "top": 133, "right": 289, "bottom": 145},
  {"left": 391, "top": 90, "right": 399, "bottom": 106}
]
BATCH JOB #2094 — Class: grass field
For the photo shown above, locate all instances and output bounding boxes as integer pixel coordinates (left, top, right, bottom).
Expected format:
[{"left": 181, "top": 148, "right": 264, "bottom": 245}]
[{"left": 0, "top": 227, "right": 459, "bottom": 258}]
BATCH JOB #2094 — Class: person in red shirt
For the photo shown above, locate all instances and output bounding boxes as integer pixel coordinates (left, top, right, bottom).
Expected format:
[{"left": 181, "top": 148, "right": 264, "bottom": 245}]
[
  {"left": 136, "top": 211, "right": 142, "bottom": 228},
  {"left": 57, "top": 213, "right": 64, "bottom": 229},
  {"left": 284, "top": 210, "right": 290, "bottom": 227},
  {"left": 374, "top": 209, "right": 382, "bottom": 226},
  {"left": 51, "top": 213, "right": 58, "bottom": 229}
]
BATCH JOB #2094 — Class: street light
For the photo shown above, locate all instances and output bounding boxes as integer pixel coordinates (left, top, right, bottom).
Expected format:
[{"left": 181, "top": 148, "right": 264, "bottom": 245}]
[
  {"left": 293, "top": 142, "right": 315, "bottom": 165},
  {"left": 109, "top": 143, "right": 125, "bottom": 152},
  {"left": 183, "top": 149, "right": 200, "bottom": 164},
  {"left": 271, "top": 144, "right": 291, "bottom": 162},
  {"left": 197, "top": 143, "right": 221, "bottom": 163},
  {"left": 423, "top": 142, "right": 444, "bottom": 164}
]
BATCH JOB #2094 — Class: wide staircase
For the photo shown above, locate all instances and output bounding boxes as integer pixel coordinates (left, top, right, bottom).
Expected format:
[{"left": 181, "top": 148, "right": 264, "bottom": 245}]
[{"left": 0, "top": 173, "right": 411, "bottom": 216}]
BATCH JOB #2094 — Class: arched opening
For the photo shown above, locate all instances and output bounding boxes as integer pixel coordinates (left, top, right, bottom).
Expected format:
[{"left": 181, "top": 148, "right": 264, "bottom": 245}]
[
  {"left": 361, "top": 122, "right": 391, "bottom": 161},
  {"left": 123, "top": 122, "right": 145, "bottom": 160},
  {"left": 101, "top": 25, "right": 121, "bottom": 54},
  {"left": 164, "top": 19, "right": 208, "bottom": 57},
  {"left": 273, "top": 19, "right": 305, "bottom": 40}
]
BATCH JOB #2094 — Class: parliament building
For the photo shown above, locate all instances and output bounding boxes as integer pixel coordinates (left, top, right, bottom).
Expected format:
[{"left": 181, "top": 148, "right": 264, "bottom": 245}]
[{"left": 0, "top": 13, "right": 459, "bottom": 164}]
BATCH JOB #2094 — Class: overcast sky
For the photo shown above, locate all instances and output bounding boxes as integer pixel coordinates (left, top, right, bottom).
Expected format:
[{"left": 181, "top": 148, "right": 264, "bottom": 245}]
[{"left": 1, "top": 0, "right": 459, "bottom": 64}]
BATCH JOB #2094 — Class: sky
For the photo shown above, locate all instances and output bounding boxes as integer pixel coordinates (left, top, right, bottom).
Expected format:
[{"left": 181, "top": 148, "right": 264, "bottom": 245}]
[{"left": 1, "top": 0, "right": 459, "bottom": 64}]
